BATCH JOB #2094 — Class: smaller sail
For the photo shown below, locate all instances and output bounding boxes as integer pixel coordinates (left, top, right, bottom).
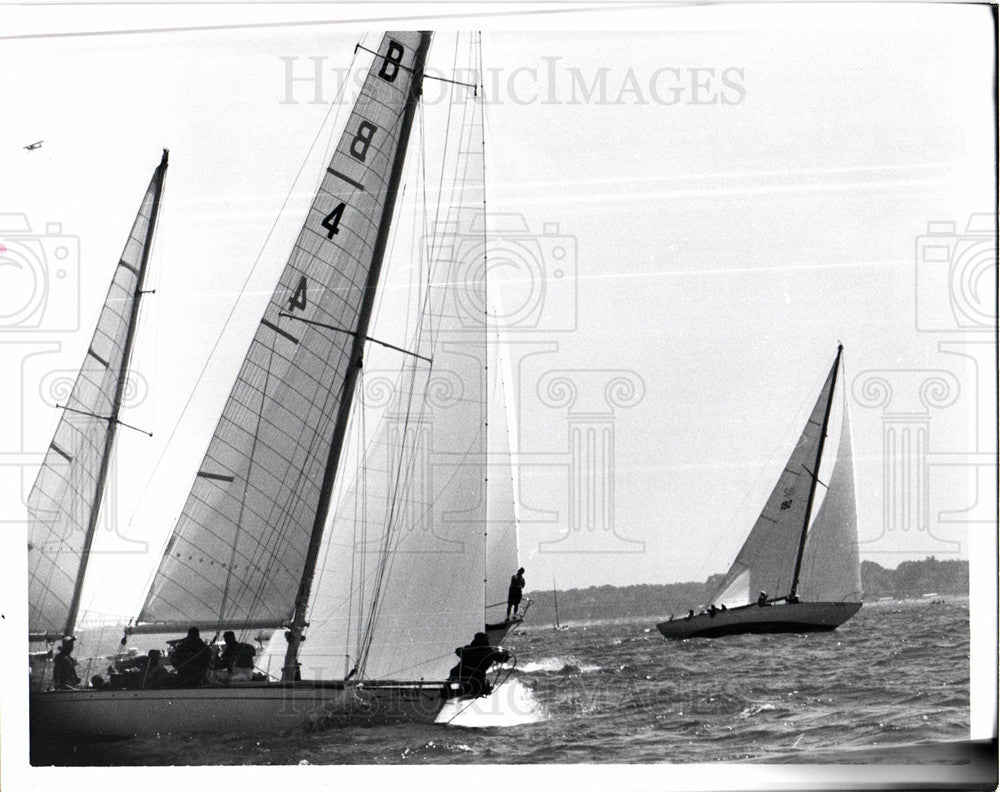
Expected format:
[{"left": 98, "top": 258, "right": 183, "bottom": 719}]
[
  {"left": 485, "top": 330, "right": 519, "bottom": 620},
  {"left": 28, "top": 152, "right": 167, "bottom": 640},
  {"left": 797, "top": 403, "right": 862, "bottom": 602},
  {"left": 709, "top": 356, "right": 838, "bottom": 605}
]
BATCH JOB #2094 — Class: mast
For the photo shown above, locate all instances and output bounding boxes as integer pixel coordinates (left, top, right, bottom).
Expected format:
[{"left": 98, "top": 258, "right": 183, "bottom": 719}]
[
  {"left": 282, "top": 33, "right": 432, "bottom": 680},
  {"left": 63, "top": 149, "right": 169, "bottom": 638},
  {"left": 788, "top": 344, "right": 843, "bottom": 601},
  {"left": 553, "top": 577, "right": 561, "bottom": 629}
]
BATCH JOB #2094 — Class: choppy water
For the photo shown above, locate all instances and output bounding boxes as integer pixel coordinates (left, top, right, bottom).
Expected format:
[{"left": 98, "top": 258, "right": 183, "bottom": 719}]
[{"left": 32, "top": 598, "right": 970, "bottom": 766}]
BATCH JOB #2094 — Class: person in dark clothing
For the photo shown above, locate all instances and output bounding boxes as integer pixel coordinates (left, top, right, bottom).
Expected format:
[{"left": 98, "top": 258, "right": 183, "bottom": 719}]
[
  {"left": 140, "top": 650, "right": 172, "bottom": 689},
  {"left": 448, "top": 632, "right": 509, "bottom": 698},
  {"left": 757, "top": 591, "right": 769, "bottom": 607},
  {"left": 215, "top": 630, "right": 256, "bottom": 683},
  {"left": 52, "top": 637, "right": 80, "bottom": 689},
  {"left": 506, "top": 567, "right": 526, "bottom": 619},
  {"left": 170, "top": 627, "right": 212, "bottom": 687}
]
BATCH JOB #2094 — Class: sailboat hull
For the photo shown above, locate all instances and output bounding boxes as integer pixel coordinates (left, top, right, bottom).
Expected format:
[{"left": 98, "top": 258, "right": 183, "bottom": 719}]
[
  {"left": 656, "top": 601, "right": 862, "bottom": 639},
  {"left": 30, "top": 680, "right": 454, "bottom": 740},
  {"left": 484, "top": 617, "right": 522, "bottom": 647}
]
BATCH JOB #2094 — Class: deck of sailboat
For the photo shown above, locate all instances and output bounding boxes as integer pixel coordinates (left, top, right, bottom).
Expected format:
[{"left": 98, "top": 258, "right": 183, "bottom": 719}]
[
  {"left": 656, "top": 601, "right": 862, "bottom": 639},
  {"left": 30, "top": 679, "right": 457, "bottom": 738}
]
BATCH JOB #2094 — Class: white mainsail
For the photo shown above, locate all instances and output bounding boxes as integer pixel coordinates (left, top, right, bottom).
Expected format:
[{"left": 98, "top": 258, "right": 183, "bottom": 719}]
[
  {"left": 710, "top": 356, "right": 839, "bottom": 606},
  {"left": 137, "top": 33, "right": 430, "bottom": 634},
  {"left": 28, "top": 152, "right": 168, "bottom": 641},
  {"left": 798, "top": 405, "right": 862, "bottom": 602}
]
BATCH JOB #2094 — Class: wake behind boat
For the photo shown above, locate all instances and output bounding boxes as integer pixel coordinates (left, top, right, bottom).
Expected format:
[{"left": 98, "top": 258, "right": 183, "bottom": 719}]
[
  {"left": 657, "top": 346, "right": 862, "bottom": 640},
  {"left": 29, "top": 31, "right": 518, "bottom": 741}
]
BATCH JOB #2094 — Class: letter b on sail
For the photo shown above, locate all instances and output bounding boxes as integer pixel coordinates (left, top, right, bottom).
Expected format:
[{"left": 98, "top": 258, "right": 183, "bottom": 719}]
[
  {"left": 350, "top": 121, "right": 378, "bottom": 162},
  {"left": 379, "top": 40, "right": 405, "bottom": 82}
]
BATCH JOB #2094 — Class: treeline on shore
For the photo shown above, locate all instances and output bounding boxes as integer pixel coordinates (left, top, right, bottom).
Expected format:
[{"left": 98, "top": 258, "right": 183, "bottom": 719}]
[{"left": 522, "top": 557, "right": 968, "bottom": 626}]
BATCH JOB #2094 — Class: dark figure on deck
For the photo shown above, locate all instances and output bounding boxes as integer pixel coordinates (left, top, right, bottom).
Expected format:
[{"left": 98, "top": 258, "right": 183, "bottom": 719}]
[
  {"left": 215, "top": 631, "right": 256, "bottom": 682},
  {"left": 448, "top": 632, "right": 509, "bottom": 698},
  {"left": 506, "top": 567, "right": 526, "bottom": 619},
  {"left": 708, "top": 604, "right": 719, "bottom": 618},
  {"left": 52, "top": 637, "right": 80, "bottom": 689},
  {"left": 757, "top": 591, "right": 769, "bottom": 607},
  {"left": 90, "top": 674, "right": 108, "bottom": 690},
  {"left": 140, "top": 650, "right": 172, "bottom": 689},
  {"left": 171, "top": 627, "right": 212, "bottom": 687}
]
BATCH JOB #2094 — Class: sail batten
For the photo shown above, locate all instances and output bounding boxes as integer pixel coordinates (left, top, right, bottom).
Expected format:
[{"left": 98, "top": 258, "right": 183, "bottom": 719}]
[
  {"left": 138, "top": 33, "right": 433, "bottom": 635},
  {"left": 28, "top": 151, "right": 168, "bottom": 639}
]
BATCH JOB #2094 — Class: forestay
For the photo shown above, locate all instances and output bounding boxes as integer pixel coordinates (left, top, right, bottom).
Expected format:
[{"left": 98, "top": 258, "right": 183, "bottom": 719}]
[
  {"left": 138, "top": 33, "right": 430, "bottom": 632},
  {"left": 28, "top": 154, "right": 167, "bottom": 641}
]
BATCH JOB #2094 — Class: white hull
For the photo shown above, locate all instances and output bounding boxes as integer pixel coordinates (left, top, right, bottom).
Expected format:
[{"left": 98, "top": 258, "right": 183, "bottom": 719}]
[
  {"left": 30, "top": 680, "right": 455, "bottom": 739},
  {"left": 656, "top": 601, "right": 862, "bottom": 639}
]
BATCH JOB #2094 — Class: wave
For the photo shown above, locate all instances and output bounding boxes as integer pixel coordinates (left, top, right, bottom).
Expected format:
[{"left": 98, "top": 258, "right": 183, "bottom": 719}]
[
  {"left": 436, "top": 679, "right": 546, "bottom": 728},
  {"left": 518, "top": 657, "right": 601, "bottom": 674}
]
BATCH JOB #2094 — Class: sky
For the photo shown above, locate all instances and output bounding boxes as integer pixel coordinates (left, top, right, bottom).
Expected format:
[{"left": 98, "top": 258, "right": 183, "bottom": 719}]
[{"left": 1, "top": 4, "right": 995, "bottom": 628}]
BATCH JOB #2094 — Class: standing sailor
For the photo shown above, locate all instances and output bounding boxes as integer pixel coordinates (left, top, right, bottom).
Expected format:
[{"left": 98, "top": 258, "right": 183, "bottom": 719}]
[{"left": 506, "top": 567, "right": 526, "bottom": 619}]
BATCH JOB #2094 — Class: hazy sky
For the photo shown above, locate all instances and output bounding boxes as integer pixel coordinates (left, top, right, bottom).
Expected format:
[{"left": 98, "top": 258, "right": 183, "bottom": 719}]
[{"left": 1, "top": 4, "right": 994, "bottom": 630}]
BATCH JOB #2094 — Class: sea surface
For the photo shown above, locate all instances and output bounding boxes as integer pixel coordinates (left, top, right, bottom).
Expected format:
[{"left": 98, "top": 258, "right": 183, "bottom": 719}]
[{"left": 31, "top": 597, "right": 971, "bottom": 766}]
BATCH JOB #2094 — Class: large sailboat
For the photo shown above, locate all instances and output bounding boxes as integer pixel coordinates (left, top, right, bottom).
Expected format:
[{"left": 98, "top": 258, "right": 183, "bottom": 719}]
[
  {"left": 30, "top": 31, "right": 516, "bottom": 739},
  {"left": 656, "top": 346, "right": 862, "bottom": 639}
]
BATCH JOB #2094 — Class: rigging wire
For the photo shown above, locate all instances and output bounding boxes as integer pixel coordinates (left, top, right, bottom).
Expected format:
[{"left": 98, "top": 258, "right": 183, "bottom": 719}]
[
  {"left": 356, "top": 32, "right": 491, "bottom": 678},
  {"left": 126, "top": 43, "right": 364, "bottom": 623}
]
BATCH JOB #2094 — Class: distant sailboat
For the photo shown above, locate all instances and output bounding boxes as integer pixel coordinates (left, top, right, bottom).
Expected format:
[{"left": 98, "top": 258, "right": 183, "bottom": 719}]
[
  {"left": 552, "top": 578, "right": 568, "bottom": 631},
  {"left": 30, "top": 31, "right": 516, "bottom": 739},
  {"left": 657, "top": 345, "right": 862, "bottom": 639}
]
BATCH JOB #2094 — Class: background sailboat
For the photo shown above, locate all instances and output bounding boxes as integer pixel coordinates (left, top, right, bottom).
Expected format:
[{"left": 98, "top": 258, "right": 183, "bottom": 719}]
[
  {"left": 657, "top": 345, "right": 862, "bottom": 639},
  {"left": 31, "top": 30, "right": 514, "bottom": 740}
]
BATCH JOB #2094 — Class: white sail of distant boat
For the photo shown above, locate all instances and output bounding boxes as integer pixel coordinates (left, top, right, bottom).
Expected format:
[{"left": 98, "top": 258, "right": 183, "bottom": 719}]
[
  {"left": 28, "top": 150, "right": 168, "bottom": 645},
  {"left": 30, "top": 31, "right": 515, "bottom": 740},
  {"left": 657, "top": 345, "right": 862, "bottom": 639}
]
